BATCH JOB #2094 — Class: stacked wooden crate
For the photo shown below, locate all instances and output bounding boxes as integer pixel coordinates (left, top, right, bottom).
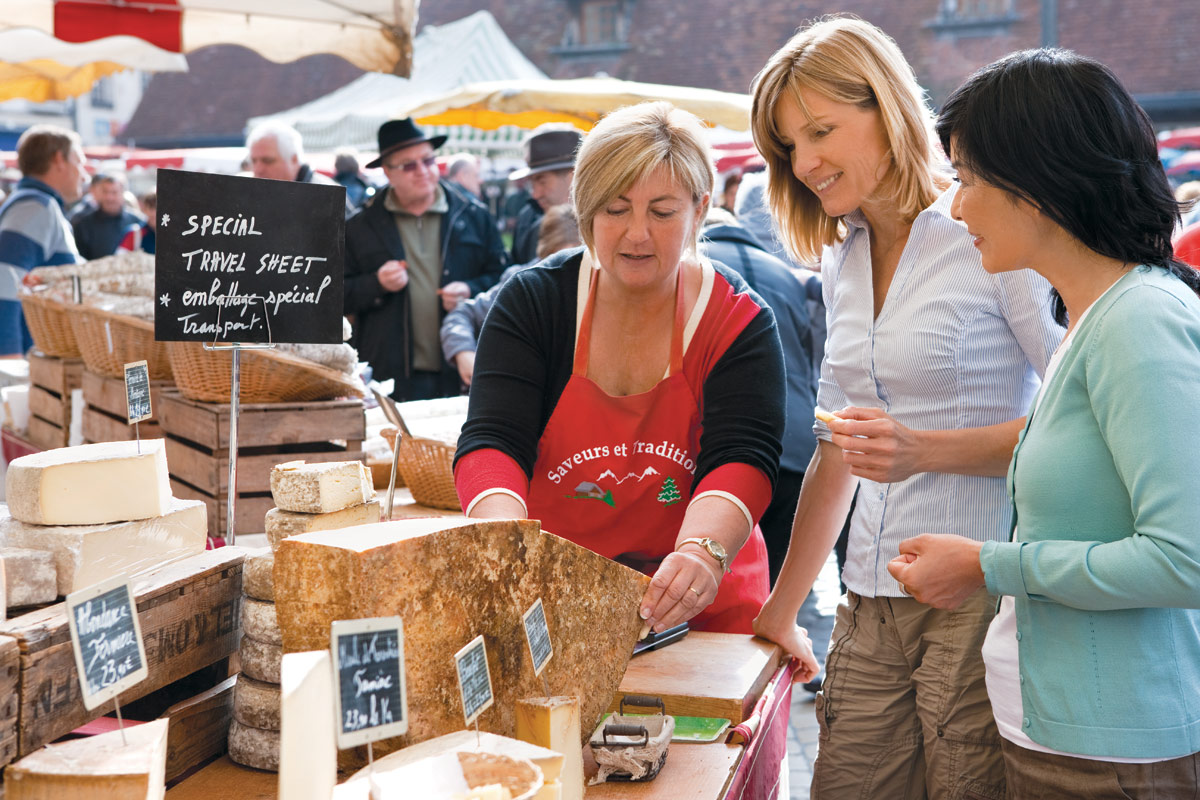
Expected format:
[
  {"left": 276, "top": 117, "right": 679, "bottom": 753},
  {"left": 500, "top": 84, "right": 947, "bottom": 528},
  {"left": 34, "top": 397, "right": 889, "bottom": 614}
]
[
  {"left": 80, "top": 369, "right": 168, "bottom": 444},
  {"left": 25, "top": 353, "right": 82, "bottom": 451}
]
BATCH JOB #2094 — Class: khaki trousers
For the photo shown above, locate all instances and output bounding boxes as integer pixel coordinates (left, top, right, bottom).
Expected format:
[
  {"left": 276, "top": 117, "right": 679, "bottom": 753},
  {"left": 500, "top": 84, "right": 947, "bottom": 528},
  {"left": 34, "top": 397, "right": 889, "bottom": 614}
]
[
  {"left": 1002, "top": 738, "right": 1200, "bottom": 799},
  {"left": 811, "top": 589, "right": 1005, "bottom": 800}
]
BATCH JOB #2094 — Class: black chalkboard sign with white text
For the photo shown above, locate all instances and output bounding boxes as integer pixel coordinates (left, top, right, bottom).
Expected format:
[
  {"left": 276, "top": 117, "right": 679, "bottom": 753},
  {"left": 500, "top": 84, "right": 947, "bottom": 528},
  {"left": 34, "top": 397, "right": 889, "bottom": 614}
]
[
  {"left": 124, "top": 360, "right": 152, "bottom": 423},
  {"left": 330, "top": 617, "right": 408, "bottom": 749},
  {"left": 454, "top": 634, "right": 494, "bottom": 726},
  {"left": 66, "top": 574, "right": 149, "bottom": 710},
  {"left": 154, "top": 169, "right": 345, "bottom": 344},
  {"left": 523, "top": 597, "right": 553, "bottom": 677}
]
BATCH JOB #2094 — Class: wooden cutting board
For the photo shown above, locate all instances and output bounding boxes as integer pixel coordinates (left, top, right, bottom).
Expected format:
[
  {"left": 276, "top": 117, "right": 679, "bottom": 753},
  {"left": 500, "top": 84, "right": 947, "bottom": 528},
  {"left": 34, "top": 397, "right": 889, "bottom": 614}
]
[{"left": 608, "top": 632, "right": 785, "bottom": 724}]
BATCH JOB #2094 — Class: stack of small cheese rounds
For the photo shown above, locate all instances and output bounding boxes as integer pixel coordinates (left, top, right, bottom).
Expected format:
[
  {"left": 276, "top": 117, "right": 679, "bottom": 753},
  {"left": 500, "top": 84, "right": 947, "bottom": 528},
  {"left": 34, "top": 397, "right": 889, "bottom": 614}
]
[{"left": 227, "top": 459, "right": 378, "bottom": 771}]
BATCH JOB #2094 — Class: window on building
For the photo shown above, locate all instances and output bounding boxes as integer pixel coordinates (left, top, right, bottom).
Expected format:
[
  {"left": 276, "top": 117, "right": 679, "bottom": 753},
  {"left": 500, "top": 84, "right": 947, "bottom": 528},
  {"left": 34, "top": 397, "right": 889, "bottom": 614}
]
[
  {"left": 928, "top": 0, "right": 1018, "bottom": 35},
  {"left": 581, "top": 0, "right": 621, "bottom": 44},
  {"left": 554, "top": 0, "right": 633, "bottom": 58},
  {"left": 90, "top": 76, "right": 114, "bottom": 109}
]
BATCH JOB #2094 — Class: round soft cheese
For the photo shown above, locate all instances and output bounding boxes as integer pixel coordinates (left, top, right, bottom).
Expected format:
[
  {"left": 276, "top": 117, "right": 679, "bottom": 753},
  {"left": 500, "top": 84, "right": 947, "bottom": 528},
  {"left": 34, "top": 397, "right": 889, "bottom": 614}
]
[
  {"left": 241, "top": 598, "right": 281, "bottom": 646},
  {"left": 228, "top": 719, "right": 279, "bottom": 771},
  {"left": 244, "top": 551, "right": 275, "bottom": 602},
  {"left": 233, "top": 674, "right": 281, "bottom": 731},
  {"left": 239, "top": 636, "right": 281, "bottom": 684}
]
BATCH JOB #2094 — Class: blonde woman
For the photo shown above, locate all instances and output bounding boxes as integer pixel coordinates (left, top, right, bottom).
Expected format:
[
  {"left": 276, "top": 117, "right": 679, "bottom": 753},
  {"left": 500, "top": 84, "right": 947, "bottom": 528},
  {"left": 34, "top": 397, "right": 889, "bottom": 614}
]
[{"left": 749, "top": 17, "right": 1061, "bottom": 799}]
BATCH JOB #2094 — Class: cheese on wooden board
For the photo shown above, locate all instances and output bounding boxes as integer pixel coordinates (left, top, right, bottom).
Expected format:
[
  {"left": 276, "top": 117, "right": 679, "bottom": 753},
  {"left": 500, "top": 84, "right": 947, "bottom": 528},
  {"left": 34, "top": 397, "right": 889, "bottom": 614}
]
[
  {"left": 274, "top": 518, "right": 649, "bottom": 766},
  {"left": 357, "top": 751, "right": 543, "bottom": 800},
  {"left": 228, "top": 719, "right": 279, "bottom": 772},
  {"left": 0, "top": 547, "right": 56, "bottom": 607},
  {"left": 269, "top": 461, "right": 375, "bottom": 514},
  {"left": 6, "top": 440, "right": 172, "bottom": 525},
  {"left": 233, "top": 673, "right": 281, "bottom": 731},
  {"left": 243, "top": 549, "right": 275, "bottom": 602},
  {"left": 5, "top": 717, "right": 168, "bottom": 800},
  {"left": 242, "top": 597, "right": 281, "bottom": 646},
  {"left": 240, "top": 636, "right": 282, "bottom": 684},
  {"left": 515, "top": 697, "right": 582, "bottom": 800},
  {"left": 265, "top": 499, "right": 381, "bottom": 551},
  {"left": 0, "top": 499, "right": 206, "bottom": 596},
  {"left": 278, "top": 650, "right": 336, "bottom": 800}
]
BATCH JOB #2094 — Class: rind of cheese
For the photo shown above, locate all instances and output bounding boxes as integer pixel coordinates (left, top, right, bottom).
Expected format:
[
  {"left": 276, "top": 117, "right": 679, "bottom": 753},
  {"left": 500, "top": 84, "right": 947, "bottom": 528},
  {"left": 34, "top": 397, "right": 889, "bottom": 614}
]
[
  {"left": 233, "top": 674, "right": 281, "bottom": 731},
  {"left": 269, "top": 461, "right": 375, "bottom": 514},
  {"left": 0, "top": 499, "right": 206, "bottom": 596},
  {"left": 515, "top": 698, "right": 582, "bottom": 800},
  {"left": 0, "top": 547, "right": 57, "bottom": 607},
  {"left": 279, "top": 650, "right": 336, "bottom": 800},
  {"left": 228, "top": 719, "right": 279, "bottom": 772},
  {"left": 6, "top": 440, "right": 172, "bottom": 525},
  {"left": 241, "top": 598, "right": 281, "bottom": 646},
  {"left": 5, "top": 717, "right": 168, "bottom": 800},
  {"left": 264, "top": 499, "right": 380, "bottom": 552},
  {"left": 240, "top": 636, "right": 282, "bottom": 684},
  {"left": 244, "top": 550, "right": 275, "bottom": 602}
]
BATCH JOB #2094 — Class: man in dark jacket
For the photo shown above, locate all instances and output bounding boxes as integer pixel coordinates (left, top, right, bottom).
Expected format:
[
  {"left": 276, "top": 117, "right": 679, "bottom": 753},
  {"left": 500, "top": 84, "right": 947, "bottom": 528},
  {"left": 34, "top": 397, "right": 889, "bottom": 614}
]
[
  {"left": 246, "top": 122, "right": 355, "bottom": 218},
  {"left": 508, "top": 125, "right": 581, "bottom": 265},
  {"left": 345, "top": 118, "right": 507, "bottom": 401},
  {"left": 72, "top": 172, "right": 143, "bottom": 260}
]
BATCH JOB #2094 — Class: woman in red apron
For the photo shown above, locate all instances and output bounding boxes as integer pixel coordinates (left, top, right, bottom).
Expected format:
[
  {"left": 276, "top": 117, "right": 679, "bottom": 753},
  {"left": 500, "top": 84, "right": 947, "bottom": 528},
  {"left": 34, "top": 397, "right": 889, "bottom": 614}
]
[{"left": 453, "top": 102, "right": 817, "bottom": 677}]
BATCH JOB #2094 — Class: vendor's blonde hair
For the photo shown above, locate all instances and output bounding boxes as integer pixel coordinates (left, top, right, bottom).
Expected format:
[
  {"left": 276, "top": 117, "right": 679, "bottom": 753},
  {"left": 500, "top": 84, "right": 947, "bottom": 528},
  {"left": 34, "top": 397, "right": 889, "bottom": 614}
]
[
  {"left": 573, "top": 102, "right": 714, "bottom": 254},
  {"left": 750, "top": 16, "right": 944, "bottom": 263}
]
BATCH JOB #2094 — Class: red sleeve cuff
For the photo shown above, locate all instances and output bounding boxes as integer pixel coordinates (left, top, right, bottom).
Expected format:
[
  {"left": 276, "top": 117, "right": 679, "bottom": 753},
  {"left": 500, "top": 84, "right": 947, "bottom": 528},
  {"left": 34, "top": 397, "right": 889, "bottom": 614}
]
[
  {"left": 454, "top": 449, "right": 529, "bottom": 510},
  {"left": 694, "top": 463, "right": 773, "bottom": 526}
]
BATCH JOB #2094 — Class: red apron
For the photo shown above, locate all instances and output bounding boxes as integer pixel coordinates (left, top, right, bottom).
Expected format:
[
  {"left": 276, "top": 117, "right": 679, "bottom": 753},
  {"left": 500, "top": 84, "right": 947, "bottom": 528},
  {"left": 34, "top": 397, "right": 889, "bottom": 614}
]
[{"left": 526, "top": 260, "right": 769, "bottom": 633}]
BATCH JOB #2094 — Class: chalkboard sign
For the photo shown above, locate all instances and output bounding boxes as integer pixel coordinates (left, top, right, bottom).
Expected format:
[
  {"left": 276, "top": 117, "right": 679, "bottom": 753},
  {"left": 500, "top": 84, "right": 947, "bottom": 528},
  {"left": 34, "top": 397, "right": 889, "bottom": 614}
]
[
  {"left": 330, "top": 617, "right": 408, "bottom": 749},
  {"left": 124, "top": 360, "right": 152, "bottom": 423},
  {"left": 154, "top": 169, "right": 345, "bottom": 344},
  {"left": 454, "top": 634, "right": 494, "bottom": 726},
  {"left": 522, "top": 598, "right": 553, "bottom": 677},
  {"left": 65, "top": 574, "right": 149, "bottom": 710}
]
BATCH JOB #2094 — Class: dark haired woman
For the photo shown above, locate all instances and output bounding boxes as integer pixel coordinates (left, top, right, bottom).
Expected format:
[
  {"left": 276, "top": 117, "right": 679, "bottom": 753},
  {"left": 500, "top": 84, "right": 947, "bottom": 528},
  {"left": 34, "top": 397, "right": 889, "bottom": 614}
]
[{"left": 890, "top": 48, "right": 1200, "bottom": 796}]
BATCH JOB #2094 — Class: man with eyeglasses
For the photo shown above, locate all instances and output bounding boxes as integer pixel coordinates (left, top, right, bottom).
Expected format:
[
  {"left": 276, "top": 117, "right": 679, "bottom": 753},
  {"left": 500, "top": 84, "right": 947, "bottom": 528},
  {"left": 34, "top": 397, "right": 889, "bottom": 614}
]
[{"left": 344, "top": 118, "right": 507, "bottom": 400}]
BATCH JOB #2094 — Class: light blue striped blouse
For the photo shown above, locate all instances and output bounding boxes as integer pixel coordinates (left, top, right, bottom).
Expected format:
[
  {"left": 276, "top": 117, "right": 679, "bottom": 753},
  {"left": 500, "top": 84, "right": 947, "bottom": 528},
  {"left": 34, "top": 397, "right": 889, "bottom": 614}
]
[{"left": 815, "top": 184, "right": 1063, "bottom": 597}]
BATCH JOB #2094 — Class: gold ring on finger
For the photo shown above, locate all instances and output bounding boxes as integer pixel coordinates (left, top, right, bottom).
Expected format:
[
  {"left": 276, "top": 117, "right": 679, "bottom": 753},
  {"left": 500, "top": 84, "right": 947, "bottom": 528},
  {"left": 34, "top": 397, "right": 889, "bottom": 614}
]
[{"left": 690, "top": 586, "right": 702, "bottom": 598}]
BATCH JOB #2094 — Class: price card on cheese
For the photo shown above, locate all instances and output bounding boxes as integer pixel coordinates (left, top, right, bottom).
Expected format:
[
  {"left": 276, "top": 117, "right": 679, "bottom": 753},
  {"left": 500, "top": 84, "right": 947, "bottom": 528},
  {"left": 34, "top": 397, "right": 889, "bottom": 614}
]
[
  {"left": 454, "top": 634, "right": 494, "bottom": 726},
  {"left": 154, "top": 169, "right": 345, "bottom": 344},
  {"left": 66, "top": 574, "right": 148, "bottom": 710},
  {"left": 522, "top": 598, "right": 553, "bottom": 677},
  {"left": 124, "top": 360, "right": 152, "bottom": 423},
  {"left": 330, "top": 617, "right": 408, "bottom": 749}
]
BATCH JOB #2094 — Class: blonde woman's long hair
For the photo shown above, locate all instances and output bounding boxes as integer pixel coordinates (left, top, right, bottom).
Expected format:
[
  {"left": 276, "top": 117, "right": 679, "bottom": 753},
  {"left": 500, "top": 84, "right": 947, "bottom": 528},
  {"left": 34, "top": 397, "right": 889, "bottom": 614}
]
[{"left": 750, "top": 16, "right": 945, "bottom": 263}]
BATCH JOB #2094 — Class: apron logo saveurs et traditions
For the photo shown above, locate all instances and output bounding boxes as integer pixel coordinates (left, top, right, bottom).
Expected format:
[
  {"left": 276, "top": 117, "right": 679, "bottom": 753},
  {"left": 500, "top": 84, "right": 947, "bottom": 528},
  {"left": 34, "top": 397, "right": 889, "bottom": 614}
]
[{"left": 553, "top": 440, "right": 696, "bottom": 508}]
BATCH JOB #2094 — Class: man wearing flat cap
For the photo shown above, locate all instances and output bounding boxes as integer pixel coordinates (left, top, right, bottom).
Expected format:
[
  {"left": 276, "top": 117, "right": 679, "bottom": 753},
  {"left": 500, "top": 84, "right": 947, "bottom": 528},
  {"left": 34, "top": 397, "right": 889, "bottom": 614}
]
[
  {"left": 344, "top": 118, "right": 507, "bottom": 400},
  {"left": 508, "top": 124, "right": 583, "bottom": 265}
]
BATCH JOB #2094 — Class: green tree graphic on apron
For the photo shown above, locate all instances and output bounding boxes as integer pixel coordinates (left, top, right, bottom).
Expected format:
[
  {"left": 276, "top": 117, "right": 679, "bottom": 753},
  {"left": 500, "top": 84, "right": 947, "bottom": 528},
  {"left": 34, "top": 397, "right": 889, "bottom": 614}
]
[{"left": 657, "top": 477, "right": 681, "bottom": 506}]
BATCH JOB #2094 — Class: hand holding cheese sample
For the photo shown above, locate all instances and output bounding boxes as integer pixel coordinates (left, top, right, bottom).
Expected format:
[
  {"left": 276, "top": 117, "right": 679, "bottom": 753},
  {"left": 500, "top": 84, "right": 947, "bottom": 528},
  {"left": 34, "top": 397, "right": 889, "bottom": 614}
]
[{"left": 817, "top": 405, "right": 928, "bottom": 484}]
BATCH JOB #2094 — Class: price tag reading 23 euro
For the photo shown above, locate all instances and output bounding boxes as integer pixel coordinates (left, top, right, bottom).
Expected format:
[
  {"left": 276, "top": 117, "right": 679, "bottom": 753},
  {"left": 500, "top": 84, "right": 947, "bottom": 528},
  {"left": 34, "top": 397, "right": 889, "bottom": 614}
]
[
  {"left": 331, "top": 617, "right": 408, "bottom": 749},
  {"left": 66, "top": 574, "right": 149, "bottom": 710},
  {"left": 454, "top": 634, "right": 494, "bottom": 726}
]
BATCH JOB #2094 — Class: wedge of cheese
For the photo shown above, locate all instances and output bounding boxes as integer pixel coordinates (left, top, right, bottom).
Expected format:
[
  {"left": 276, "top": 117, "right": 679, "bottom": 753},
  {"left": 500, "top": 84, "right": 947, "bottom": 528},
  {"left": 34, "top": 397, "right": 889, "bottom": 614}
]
[
  {"left": 0, "top": 547, "right": 56, "bottom": 607},
  {"left": 515, "top": 697, "right": 582, "bottom": 800},
  {"left": 5, "top": 717, "right": 168, "bottom": 799},
  {"left": 6, "top": 440, "right": 172, "bottom": 525},
  {"left": 343, "top": 747, "right": 544, "bottom": 800},
  {"left": 0, "top": 499, "right": 206, "bottom": 596},
  {"left": 264, "top": 499, "right": 380, "bottom": 551},
  {"left": 278, "top": 650, "right": 336, "bottom": 800},
  {"left": 269, "top": 461, "right": 375, "bottom": 515}
]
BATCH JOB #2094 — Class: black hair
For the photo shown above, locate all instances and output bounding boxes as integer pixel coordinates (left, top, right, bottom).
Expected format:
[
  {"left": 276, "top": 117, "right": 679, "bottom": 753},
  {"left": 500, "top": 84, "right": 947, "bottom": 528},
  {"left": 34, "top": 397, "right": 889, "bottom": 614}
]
[{"left": 935, "top": 48, "right": 1199, "bottom": 325}]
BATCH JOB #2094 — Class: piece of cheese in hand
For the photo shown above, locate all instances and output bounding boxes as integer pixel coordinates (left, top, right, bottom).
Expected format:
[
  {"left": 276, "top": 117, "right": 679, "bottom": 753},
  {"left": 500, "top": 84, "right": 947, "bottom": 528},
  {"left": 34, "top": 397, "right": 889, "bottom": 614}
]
[
  {"left": 5, "top": 717, "right": 168, "bottom": 800},
  {"left": 6, "top": 440, "right": 172, "bottom": 525},
  {"left": 814, "top": 408, "right": 840, "bottom": 424},
  {"left": 0, "top": 547, "right": 57, "bottom": 607},
  {"left": 264, "top": 499, "right": 380, "bottom": 551},
  {"left": 269, "top": 461, "right": 375, "bottom": 515},
  {"left": 516, "top": 697, "right": 581, "bottom": 800},
  {"left": 279, "top": 650, "right": 336, "bottom": 800}
]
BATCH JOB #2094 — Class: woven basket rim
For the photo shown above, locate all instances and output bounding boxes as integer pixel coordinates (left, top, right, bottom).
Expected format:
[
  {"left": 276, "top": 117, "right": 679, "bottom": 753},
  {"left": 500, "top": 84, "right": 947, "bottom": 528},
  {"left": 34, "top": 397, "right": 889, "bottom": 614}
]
[{"left": 167, "top": 340, "right": 365, "bottom": 400}]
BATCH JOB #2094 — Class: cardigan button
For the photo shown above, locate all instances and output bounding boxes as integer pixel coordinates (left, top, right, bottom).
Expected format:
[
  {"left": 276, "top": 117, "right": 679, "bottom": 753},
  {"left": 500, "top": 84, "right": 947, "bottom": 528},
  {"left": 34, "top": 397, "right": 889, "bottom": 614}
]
[
  {"left": 1015, "top": 631, "right": 1022, "bottom": 641},
  {"left": 1019, "top": 674, "right": 1025, "bottom": 685},
  {"left": 1022, "top": 717, "right": 1031, "bottom": 728}
]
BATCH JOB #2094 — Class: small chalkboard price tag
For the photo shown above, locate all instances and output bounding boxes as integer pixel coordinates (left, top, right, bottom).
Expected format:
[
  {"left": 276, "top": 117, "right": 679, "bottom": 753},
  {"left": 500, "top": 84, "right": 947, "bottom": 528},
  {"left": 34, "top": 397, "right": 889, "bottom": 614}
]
[
  {"left": 330, "top": 617, "right": 408, "bottom": 749},
  {"left": 454, "top": 634, "right": 494, "bottom": 727},
  {"left": 123, "top": 360, "right": 152, "bottom": 423},
  {"left": 522, "top": 598, "right": 553, "bottom": 677},
  {"left": 65, "top": 574, "right": 149, "bottom": 710}
]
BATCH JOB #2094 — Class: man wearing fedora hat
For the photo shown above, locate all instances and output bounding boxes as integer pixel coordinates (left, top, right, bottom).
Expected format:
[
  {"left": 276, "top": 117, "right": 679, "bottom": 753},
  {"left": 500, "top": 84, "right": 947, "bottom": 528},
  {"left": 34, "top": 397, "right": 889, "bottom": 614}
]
[
  {"left": 344, "top": 118, "right": 507, "bottom": 400},
  {"left": 508, "top": 124, "right": 583, "bottom": 264}
]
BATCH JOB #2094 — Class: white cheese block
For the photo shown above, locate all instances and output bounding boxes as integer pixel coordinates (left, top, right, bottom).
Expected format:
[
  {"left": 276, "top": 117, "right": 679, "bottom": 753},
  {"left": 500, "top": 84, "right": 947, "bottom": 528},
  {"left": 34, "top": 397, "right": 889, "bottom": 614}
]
[
  {"left": 278, "top": 650, "right": 336, "bottom": 800},
  {"left": 241, "top": 598, "right": 281, "bottom": 646},
  {"left": 515, "top": 697, "right": 582, "bottom": 800},
  {"left": 360, "top": 751, "right": 543, "bottom": 800},
  {"left": 228, "top": 719, "right": 279, "bottom": 772},
  {"left": 5, "top": 717, "right": 168, "bottom": 799},
  {"left": 233, "top": 674, "right": 281, "bottom": 731},
  {"left": 269, "top": 460, "right": 375, "bottom": 515},
  {"left": 6, "top": 440, "right": 172, "bottom": 525},
  {"left": 0, "top": 547, "right": 57, "bottom": 607},
  {"left": 244, "top": 549, "right": 274, "bottom": 602},
  {"left": 264, "top": 499, "right": 381, "bottom": 551},
  {"left": 240, "top": 636, "right": 282, "bottom": 684},
  {"left": 0, "top": 499, "right": 206, "bottom": 596}
]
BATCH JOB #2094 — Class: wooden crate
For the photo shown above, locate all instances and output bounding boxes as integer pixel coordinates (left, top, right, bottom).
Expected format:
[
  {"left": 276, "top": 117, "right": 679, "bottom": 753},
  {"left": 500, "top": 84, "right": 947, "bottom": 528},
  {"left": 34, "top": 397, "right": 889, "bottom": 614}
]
[
  {"left": 158, "top": 393, "right": 366, "bottom": 538},
  {"left": 24, "top": 353, "right": 83, "bottom": 451},
  {"left": 162, "top": 675, "right": 236, "bottom": 784},
  {"left": 0, "top": 636, "right": 16, "bottom": 770},
  {"left": 81, "top": 369, "right": 168, "bottom": 443},
  {"left": 0, "top": 548, "right": 245, "bottom": 759}
]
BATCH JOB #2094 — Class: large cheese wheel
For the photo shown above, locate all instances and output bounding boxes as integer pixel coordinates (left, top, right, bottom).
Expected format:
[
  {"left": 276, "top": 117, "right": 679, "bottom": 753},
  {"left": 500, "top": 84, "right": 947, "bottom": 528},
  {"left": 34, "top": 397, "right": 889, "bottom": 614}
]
[
  {"left": 233, "top": 674, "right": 281, "bottom": 731},
  {"left": 228, "top": 719, "right": 279, "bottom": 772},
  {"left": 241, "top": 598, "right": 280, "bottom": 646},
  {"left": 240, "top": 636, "right": 281, "bottom": 684},
  {"left": 243, "top": 550, "right": 274, "bottom": 602}
]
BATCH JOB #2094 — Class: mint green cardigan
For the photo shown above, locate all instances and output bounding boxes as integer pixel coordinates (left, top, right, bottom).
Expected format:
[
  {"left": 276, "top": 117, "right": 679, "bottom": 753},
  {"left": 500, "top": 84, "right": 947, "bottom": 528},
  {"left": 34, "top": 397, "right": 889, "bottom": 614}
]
[{"left": 981, "top": 266, "right": 1200, "bottom": 759}]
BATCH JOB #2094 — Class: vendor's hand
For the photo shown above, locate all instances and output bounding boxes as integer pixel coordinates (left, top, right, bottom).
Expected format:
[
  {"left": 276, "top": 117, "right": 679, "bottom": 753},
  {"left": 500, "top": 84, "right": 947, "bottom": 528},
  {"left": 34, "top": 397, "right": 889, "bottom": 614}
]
[
  {"left": 377, "top": 260, "right": 408, "bottom": 292},
  {"left": 887, "top": 533, "right": 985, "bottom": 609},
  {"left": 752, "top": 613, "right": 819, "bottom": 683},
  {"left": 827, "top": 406, "right": 925, "bottom": 483},
  {"left": 455, "top": 350, "right": 476, "bottom": 386},
  {"left": 640, "top": 551, "right": 720, "bottom": 633},
  {"left": 438, "top": 281, "right": 471, "bottom": 311}
]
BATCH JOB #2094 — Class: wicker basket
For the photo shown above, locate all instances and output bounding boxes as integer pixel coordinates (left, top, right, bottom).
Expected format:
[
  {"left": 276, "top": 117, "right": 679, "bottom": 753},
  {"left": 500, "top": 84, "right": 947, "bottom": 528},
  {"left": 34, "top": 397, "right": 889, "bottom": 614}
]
[
  {"left": 20, "top": 292, "right": 80, "bottom": 357},
  {"left": 166, "top": 341, "right": 365, "bottom": 404},
  {"left": 382, "top": 426, "right": 458, "bottom": 510},
  {"left": 69, "top": 306, "right": 173, "bottom": 380}
]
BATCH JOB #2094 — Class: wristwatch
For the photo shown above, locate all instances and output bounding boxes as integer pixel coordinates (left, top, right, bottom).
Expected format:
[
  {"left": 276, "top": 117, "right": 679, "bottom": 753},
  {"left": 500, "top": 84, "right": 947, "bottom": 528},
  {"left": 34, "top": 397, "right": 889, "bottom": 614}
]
[{"left": 677, "top": 537, "right": 730, "bottom": 573}]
